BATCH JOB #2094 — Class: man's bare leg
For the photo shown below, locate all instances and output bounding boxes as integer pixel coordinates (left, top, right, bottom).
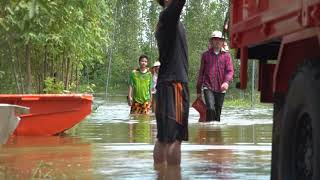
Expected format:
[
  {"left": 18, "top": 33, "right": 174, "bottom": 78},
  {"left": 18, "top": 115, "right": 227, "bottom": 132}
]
[
  {"left": 166, "top": 140, "right": 181, "bottom": 166},
  {"left": 153, "top": 140, "right": 167, "bottom": 169},
  {"left": 166, "top": 165, "right": 182, "bottom": 180}
]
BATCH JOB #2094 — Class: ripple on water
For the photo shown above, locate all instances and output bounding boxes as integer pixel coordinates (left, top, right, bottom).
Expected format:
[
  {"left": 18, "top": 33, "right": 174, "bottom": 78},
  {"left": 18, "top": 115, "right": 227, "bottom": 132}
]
[{"left": 0, "top": 98, "right": 273, "bottom": 179}]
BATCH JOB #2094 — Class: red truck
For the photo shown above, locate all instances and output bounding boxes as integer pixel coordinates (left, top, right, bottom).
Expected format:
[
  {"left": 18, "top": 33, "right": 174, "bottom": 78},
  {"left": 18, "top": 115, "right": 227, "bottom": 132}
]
[{"left": 230, "top": 0, "right": 320, "bottom": 179}]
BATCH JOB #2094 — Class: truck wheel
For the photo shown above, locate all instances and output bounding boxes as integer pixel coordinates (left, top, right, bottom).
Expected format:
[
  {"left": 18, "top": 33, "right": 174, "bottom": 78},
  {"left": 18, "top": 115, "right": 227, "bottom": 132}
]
[
  {"left": 279, "top": 59, "right": 320, "bottom": 180},
  {"left": 271, "top": 94, "right": 285, "bottom": 180}
]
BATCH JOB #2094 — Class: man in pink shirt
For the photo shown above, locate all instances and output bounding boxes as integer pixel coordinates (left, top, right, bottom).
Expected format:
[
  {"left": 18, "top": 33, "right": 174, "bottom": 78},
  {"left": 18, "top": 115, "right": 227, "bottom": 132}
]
[{"left": 196, "top": 31, "right": 234, "bottom": 122}]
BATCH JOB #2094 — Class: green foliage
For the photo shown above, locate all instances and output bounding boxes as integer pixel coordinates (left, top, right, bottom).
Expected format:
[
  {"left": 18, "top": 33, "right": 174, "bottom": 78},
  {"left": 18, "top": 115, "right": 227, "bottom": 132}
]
[
  {"left": 69, "top": 82, "right": 96, "bottom": 94},
  {"left": 80, "top": 83, "right": 96, "bottom": 94},
  {"left": 223, "top": 89, "right": 271, "bottom": 108},
  {"left": 224, "top": 98, "right": 255, "bottom": 108},
  {"left": 0, "top": 71, "right": 4, "bottom": 79},
  {"left": 0, "top": 0, "right": 113, "bottom": 94},
  {"left": 185, "top": 0, "right": 229, "bottom": 87},
  {"left": 0, "top": 0, "right": 251, "bottom": 98},
  {"left": 224, "top": 98, "right": 271, "bottom": 109},
  {"left": 43, "top": 77, "right": 64, "bottom": 94}
]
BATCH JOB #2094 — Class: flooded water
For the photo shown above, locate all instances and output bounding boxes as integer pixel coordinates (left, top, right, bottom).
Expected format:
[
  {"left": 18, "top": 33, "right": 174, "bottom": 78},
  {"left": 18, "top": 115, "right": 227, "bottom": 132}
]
[{"left": 0, "top": 96, "right": 273, "bottom": 179}]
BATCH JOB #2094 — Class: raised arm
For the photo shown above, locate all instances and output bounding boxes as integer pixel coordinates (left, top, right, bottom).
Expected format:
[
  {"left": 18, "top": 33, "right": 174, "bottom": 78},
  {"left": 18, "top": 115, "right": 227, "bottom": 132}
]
[{"left": 160, "top": 0, "right": 186, "bottom": 27}]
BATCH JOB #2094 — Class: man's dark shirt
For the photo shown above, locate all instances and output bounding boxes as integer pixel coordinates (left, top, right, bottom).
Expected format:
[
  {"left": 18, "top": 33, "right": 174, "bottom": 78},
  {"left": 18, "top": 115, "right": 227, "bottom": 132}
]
[{"left": 155, "top": 0, "right": 188, "bottom": 83}]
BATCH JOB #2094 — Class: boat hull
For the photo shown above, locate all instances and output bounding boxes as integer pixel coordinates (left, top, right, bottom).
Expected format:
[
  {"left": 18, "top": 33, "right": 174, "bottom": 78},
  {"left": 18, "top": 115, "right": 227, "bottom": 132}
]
[
  {"left": 0, "top": 104, "right": 29, "bottom": 143},
  {"left": 0, "top": 94, "right": 92, "bottom": 136}
]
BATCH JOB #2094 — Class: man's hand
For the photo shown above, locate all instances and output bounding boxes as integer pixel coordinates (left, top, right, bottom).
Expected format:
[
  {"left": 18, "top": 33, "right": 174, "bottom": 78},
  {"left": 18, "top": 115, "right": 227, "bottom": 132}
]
[
  {"left": 148, "top": 100, "right": 152, "bottom": 108},
  {"left": 197, "top": 93, "right": 201, "bottom": 98},
  {"left": 127, "top": 96, "right": 133, "bottom": 106},
  {"left": 221, "top": 82, "right": 229, "bottom": 91},
  {"left": 151, "top": 88, "right": 156, "bottom": 94}
]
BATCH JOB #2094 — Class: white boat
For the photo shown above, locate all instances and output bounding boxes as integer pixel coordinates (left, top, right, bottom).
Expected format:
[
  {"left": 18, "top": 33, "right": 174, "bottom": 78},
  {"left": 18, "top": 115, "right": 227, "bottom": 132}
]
[{"left": 0, "top": 104, "right": 29, "bottom": 144}]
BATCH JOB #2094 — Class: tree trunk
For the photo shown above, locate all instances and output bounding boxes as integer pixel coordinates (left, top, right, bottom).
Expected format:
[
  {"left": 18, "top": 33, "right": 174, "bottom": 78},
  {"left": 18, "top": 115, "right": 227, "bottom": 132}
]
[
  {"left": 16, "top": 47, "right": 25, "bottom": 94},
  {"left": 50, "top": 50, "right": 54, "bottom": 77},
  {"left": 37, "top": 73, "right": 41, "bottom": 93},
  {"left": 64, "top": 57, "right": 70, "bottom": 90},
  {"left": 75, "top": 65, "right": 78, "bottom": 92},
  {"left": 8, "top": 45, "right": 21, "bottom": 93},
  {"left": 61, "top": 49, "right": 65, "bottom": 83},
  {"left": 34, "top": 49, "right": 41, "bottom": 94},
  {"left": 43, "top": 44, "right": 48, "bottom": 92},
  {"left": 70, "top": 61, "right": 74, "bottom": 88},
  {"left": 25, "top": 43, "right": 32, "bottom": 93}
]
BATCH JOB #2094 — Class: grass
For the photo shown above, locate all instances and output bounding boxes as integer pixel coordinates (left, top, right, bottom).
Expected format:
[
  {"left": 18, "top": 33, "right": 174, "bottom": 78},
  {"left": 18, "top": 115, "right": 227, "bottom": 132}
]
[{"left": 224, "top": 98, "right": 272, "bottom": 108}]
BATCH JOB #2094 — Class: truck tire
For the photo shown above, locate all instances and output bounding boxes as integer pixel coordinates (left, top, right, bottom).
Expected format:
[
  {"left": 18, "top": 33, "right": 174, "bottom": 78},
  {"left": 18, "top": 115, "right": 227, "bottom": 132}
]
[
  {"left": 271, "top": 94, "right": 285, "bottom": 180},
  {"left": 279, "top": 59, "right": 320, "bottom": 180}
]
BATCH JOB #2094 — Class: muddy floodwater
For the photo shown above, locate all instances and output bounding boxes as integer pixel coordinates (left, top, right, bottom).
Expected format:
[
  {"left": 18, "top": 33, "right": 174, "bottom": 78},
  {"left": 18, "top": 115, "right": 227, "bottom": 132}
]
[{"left": 0, "top": 97, "right": 273, "bottom": 179}]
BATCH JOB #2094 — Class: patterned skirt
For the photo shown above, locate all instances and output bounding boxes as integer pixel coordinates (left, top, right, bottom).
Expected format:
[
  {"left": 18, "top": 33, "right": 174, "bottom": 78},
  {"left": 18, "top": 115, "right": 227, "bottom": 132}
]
[{"left": 130, "top": 101, "right": 150, "bottom": 114}]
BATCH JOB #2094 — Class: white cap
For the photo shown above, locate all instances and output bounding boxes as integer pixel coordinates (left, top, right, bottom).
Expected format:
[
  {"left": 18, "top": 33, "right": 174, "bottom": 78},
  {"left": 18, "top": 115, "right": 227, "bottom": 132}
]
[
  {"left": 210, "top": 30, "right": 224, "bottom": 39},
  {"left": 153, "top": 61, "right": 161, "bottom": 67}
]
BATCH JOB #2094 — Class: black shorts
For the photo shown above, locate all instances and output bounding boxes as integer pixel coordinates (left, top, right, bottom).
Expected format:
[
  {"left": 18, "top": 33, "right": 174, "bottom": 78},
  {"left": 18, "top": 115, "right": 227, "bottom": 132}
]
[{"left": 156, "top": 81, "right": 189, "bottom": 143}]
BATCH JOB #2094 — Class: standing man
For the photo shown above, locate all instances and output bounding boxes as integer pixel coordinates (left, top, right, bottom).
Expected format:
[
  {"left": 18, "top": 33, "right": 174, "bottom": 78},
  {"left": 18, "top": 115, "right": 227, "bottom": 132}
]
[
  {"left": 196, "top": 30, "right": 234, "bottom": 122},
  {"left": 128, "top": 55, "right": 152, "bottom": 114},
  {"left": 154, "top": 0, "right": 189, "bottom": 168}
]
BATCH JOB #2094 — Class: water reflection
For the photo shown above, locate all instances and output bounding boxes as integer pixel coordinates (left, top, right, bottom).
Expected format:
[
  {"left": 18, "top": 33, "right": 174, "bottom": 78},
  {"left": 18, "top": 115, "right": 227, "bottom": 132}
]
[
  {"left": 0, "top": 97, "right": 273, "bottom": 179},
  {"left": 186, "top": 126, "right": 233, "bottom": 179},
  {"left": 129, "top": 114, "right": 153, "bottom": 143},
  {"left": 0, "top": 136, "right": 92, "bottom": 180},
  {"left": 195, "top": 126, "right": 224, "bottom": 144}
]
